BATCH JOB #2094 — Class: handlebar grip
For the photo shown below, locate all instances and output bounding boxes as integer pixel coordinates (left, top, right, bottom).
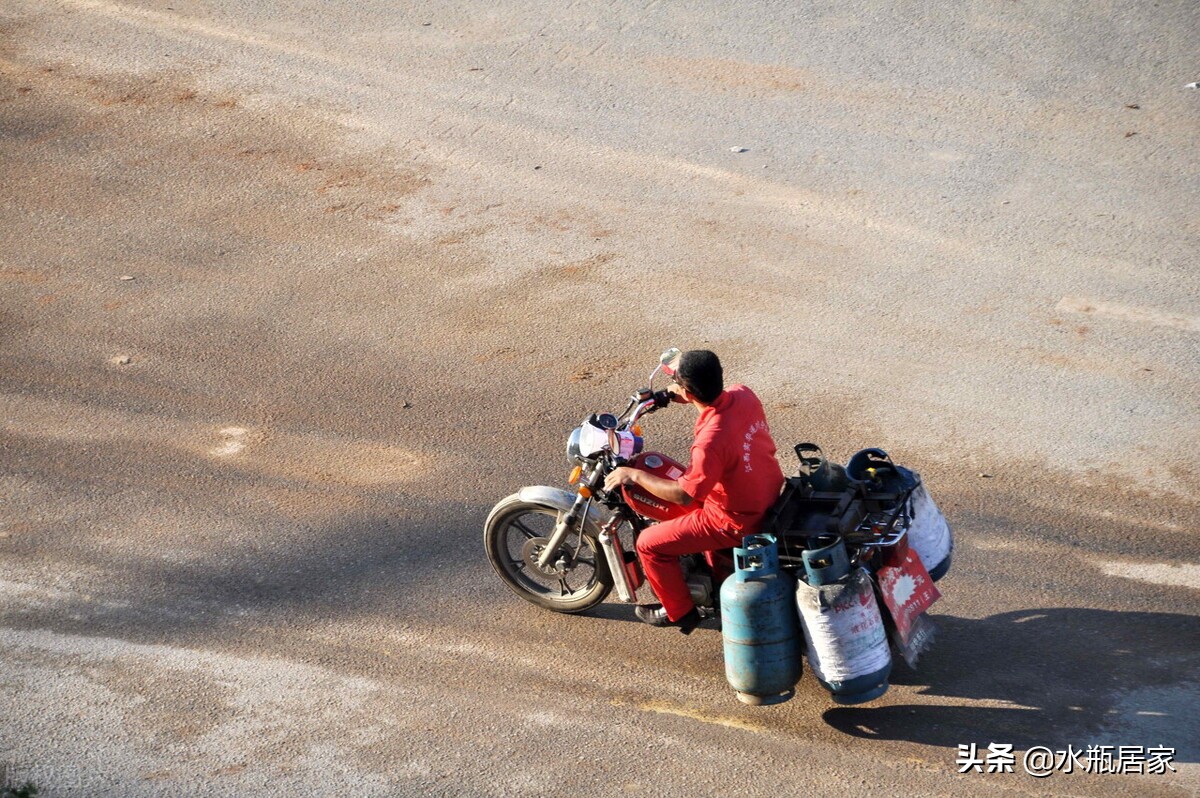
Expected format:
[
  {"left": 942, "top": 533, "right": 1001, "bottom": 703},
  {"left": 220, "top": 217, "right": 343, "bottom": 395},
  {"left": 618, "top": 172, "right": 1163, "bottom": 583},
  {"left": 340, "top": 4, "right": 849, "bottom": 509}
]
[{"left": 652, "top": 390, "right": 672, "bottom": 408}]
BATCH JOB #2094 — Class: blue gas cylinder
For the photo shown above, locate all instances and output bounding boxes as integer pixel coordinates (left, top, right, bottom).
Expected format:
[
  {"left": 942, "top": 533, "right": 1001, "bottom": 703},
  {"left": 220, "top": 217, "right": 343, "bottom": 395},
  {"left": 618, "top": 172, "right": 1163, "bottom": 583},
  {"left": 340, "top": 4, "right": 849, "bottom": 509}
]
[{"left": 720, "top": 534, "right": 802, "bottom": 705}]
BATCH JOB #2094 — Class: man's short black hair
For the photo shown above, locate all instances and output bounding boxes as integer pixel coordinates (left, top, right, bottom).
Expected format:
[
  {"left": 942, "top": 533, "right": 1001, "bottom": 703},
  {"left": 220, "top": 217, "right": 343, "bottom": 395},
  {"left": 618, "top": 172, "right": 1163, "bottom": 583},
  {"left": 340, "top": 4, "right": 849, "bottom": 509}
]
[{"left": 677, "top": 350, "right": 723, "bottom": 404}]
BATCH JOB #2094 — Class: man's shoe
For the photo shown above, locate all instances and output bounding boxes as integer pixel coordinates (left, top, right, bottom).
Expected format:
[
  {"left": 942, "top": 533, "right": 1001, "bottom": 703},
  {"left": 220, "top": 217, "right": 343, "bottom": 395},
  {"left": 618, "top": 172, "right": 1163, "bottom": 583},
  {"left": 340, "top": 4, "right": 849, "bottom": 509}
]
[
  {"left": 634, "top": 603, "right": 672, "bottom": 626},
  {"left": 634, "top": 604, "right": 702, "bottom": 635}
]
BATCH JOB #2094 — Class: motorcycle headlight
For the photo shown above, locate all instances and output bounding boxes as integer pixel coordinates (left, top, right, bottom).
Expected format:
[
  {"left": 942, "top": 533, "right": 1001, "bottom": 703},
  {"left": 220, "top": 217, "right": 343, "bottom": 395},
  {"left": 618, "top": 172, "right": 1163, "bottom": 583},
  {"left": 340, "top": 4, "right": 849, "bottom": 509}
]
[
  {"left": 567, "top": 426, "right": 583, "bottom": 464},
  {"left": 576, "top": 423, "right": 611, "bottom": 460}
]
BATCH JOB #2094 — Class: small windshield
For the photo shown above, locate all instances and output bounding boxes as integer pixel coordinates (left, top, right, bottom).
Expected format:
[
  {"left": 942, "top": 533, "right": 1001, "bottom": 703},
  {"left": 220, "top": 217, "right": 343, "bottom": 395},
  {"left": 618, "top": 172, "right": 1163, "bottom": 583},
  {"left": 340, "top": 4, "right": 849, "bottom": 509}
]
[{"left": 576, "top": 423, "right": 610, "bottom": 459}]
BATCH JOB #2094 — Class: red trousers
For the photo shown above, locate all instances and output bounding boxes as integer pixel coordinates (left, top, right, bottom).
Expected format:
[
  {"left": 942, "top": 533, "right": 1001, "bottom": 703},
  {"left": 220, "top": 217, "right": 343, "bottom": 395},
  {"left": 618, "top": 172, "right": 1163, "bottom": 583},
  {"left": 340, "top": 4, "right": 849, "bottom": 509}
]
[{"left": 635, "top": 505, "right": 746, "bottom": 622}]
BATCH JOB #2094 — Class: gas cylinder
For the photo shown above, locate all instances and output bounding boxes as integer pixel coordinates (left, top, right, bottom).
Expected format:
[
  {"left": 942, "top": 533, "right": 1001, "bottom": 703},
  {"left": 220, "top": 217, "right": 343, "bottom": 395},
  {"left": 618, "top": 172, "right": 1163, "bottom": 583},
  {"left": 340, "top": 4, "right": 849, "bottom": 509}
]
[
  {"left": 906, "top": 481, "right": 953, "bottom": 582},
  {"left": 720, "top": 534, "right": 802, "bottom": 706},
  {"left": 795, "top": 443, "right": 852, "bottom": 492},
  {"left": 795, "top": 535, "right": 891, "bottom": 704},
  {"left": 846, "top": 449, "right": 953, "bottom": 581}
]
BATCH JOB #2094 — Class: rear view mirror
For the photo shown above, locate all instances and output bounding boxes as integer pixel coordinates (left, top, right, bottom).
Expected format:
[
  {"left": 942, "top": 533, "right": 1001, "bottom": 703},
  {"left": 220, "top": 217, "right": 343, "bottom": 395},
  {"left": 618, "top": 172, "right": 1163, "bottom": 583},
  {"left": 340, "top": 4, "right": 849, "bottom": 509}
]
[{"left": 648, "top": 347, "right": 682, "bottom": 391}]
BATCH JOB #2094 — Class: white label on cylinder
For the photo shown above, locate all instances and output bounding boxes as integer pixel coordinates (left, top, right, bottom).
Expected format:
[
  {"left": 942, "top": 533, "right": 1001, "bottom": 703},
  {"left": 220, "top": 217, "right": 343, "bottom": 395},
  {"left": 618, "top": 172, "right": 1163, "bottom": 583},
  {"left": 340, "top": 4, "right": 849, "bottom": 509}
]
[{"left": 796, "top": 568, "right": 892, "bottom": 683}]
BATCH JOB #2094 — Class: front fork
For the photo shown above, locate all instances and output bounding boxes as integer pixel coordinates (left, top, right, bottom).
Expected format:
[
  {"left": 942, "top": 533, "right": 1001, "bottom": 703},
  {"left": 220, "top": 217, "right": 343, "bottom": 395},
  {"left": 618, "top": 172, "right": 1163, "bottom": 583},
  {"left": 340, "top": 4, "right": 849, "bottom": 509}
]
[
  {"left": 535, "top": 489, "right": 592, "bottom": 571},
  {"left": 534, "top": 468, "right": 641, "bottom": 602},
  {"left": 537, "top": 459, "right": 616, "bottom": 572}
]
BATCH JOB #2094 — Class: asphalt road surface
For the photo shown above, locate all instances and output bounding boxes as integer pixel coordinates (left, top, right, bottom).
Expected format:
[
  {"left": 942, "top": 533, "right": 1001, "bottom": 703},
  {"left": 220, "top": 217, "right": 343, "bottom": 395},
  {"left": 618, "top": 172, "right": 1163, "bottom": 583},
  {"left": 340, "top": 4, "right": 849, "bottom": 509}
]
[{"left": 2, "top": 1, "right": 1198, "bottom": 796}]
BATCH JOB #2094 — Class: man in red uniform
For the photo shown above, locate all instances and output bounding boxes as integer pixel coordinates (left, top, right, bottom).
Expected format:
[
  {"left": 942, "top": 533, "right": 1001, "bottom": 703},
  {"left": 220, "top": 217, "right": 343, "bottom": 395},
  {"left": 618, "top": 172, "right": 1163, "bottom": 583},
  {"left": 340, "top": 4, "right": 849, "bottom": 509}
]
[{"left": 603, "top": 350, "right": 785, "bottom": 634}]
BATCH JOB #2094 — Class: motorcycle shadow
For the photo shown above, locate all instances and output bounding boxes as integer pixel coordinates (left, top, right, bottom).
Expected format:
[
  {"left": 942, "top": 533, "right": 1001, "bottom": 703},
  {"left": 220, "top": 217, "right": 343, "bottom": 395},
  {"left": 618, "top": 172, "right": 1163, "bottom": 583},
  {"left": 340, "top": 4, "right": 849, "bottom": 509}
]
[
  {"left": 823, "top": 607, "right": 1200, "bottom": 759},
  {"left": 584, "top": 603, "right": 646, "bottom": 624},
  {"left": 584, "top": 602, "right": 723, "bottom": 632}
]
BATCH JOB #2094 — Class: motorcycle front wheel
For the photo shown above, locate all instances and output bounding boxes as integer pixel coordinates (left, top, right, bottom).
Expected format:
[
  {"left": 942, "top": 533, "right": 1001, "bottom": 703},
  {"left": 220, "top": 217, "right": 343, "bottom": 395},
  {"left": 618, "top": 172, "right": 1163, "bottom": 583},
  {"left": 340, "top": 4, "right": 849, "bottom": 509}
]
[{"left": 484, "top": 497, "right": 612, "bottom": 613}]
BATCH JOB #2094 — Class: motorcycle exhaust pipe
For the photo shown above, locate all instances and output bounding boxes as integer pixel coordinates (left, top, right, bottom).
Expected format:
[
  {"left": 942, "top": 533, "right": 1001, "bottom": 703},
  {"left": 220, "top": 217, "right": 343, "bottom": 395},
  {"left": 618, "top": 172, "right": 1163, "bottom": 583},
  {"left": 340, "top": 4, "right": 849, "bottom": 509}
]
[{"left": 598, "top": 523, "right": 637, "bottom": 603}]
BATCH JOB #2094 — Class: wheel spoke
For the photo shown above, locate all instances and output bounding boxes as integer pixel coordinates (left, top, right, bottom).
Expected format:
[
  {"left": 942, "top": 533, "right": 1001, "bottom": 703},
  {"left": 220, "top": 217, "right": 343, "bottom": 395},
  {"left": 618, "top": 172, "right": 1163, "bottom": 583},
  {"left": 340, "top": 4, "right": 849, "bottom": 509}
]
[{"left": 512, "top": 520, "right": 539, "bottom": 540}]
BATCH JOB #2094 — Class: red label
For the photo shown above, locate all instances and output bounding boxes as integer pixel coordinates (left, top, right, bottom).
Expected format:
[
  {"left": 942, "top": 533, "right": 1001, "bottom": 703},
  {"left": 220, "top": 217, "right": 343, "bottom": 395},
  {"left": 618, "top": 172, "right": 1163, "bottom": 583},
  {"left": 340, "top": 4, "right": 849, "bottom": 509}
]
[{"left": 876, "top": 549, "right": 941, "bottom": 646}]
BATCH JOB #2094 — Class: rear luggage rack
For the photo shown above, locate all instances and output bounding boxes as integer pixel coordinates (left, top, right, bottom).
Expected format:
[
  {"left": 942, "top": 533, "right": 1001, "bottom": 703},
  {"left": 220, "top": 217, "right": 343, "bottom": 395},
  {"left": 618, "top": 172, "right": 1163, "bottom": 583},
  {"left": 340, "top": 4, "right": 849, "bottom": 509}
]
[{"left": 763, "top": 447, "right": 915, "bottom": 570}]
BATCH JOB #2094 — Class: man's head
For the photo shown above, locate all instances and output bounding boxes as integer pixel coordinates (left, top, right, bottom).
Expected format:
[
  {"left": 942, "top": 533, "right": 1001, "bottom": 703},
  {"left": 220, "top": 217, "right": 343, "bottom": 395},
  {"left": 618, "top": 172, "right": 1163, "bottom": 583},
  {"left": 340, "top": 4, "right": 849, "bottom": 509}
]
[{"left": 669, "top": 349, "right": 724, "bottom": 405}]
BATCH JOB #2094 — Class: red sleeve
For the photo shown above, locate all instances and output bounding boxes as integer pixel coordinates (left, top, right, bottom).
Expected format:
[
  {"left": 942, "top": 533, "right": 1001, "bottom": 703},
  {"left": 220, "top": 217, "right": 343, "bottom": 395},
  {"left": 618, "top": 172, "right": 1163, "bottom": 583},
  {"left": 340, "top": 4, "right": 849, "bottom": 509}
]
[{"left": 677, "top": 433, "right": 730, "bottom": 503}]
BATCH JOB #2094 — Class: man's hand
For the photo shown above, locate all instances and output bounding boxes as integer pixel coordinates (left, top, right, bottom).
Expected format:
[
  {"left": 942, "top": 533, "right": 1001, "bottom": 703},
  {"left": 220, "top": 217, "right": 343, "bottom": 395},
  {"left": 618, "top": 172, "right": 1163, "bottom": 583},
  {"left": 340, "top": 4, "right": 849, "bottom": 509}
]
[
  {"left": 605, "top": 466, "right": 693, "bottom": 506},
  {"left": 604, "top": 466, "right": 639, "bottom": 492}
]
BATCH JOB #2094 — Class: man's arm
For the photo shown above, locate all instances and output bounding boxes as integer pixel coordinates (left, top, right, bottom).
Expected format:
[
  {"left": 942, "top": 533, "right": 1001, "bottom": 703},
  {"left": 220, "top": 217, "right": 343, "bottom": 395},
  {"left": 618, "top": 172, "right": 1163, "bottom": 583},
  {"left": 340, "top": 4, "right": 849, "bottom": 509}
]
[{"left": 603, "top": 467, "right": 693, "bottom": 506}]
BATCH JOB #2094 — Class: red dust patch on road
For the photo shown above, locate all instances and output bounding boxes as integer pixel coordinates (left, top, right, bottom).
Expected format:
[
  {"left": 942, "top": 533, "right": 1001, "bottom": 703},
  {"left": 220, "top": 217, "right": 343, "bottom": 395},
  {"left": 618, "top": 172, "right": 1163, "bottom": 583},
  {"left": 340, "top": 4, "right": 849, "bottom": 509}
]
[{"left": 642, "top": 56, "right": 812, "bottom": 94}]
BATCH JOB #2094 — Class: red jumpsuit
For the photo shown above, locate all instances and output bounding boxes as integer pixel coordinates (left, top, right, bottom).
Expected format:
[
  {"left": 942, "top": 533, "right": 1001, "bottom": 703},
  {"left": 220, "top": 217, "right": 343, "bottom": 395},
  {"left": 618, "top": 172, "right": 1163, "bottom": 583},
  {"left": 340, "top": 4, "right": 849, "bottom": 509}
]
[{"left": 635, "top": 385, "right": 785, "bottom": 621}]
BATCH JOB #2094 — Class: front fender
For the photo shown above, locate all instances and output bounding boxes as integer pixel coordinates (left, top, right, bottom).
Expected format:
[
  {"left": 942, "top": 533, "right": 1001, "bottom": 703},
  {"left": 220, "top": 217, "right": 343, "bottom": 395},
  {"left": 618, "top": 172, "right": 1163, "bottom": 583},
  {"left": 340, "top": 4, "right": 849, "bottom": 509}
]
[{"left": 493, "top": 485, "right": 610, "bottom": 535}]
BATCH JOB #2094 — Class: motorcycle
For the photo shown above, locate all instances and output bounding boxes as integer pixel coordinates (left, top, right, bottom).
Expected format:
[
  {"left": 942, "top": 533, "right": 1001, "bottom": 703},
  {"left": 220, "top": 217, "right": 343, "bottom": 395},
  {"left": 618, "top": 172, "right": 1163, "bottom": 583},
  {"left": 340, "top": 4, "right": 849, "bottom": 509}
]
[
  {"left": 483, "top": 347, "right": 951, "bottom": 667},
  {"left": 483, "top": 347, "right": 721, "bottom": 615}
]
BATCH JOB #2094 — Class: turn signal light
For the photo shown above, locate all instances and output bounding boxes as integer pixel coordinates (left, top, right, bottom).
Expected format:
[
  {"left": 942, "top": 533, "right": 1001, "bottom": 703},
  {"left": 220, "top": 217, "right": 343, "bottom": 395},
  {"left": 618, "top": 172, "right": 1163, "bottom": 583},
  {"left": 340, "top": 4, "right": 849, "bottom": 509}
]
[
  {"left": 568, "top": 465, "right": 582, "bottom": 484},
  {"left": 632, "top": 424, "right": 643, "bottom": 436},
  {"left": 578, "top": 486, "right": 593, "bottom": 499}
]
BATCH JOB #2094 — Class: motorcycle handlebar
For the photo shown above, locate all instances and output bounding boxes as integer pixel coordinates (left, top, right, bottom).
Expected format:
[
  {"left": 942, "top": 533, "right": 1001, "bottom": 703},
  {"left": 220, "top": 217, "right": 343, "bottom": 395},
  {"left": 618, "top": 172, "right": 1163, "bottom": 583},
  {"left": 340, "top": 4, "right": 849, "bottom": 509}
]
[
  {"left": 617, "top": 386, "right": 674, "bottom": 430},
  {"left": 625, "top": 397, "right": 658, "bottom": 428}
]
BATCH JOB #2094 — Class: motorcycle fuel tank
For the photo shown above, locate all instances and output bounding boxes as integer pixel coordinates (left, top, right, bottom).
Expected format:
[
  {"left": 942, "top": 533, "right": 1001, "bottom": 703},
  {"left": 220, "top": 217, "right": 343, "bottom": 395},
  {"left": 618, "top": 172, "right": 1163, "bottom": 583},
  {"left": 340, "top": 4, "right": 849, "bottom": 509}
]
[{"left": 621, "top": 451, "right": 693, "bottom": 522}]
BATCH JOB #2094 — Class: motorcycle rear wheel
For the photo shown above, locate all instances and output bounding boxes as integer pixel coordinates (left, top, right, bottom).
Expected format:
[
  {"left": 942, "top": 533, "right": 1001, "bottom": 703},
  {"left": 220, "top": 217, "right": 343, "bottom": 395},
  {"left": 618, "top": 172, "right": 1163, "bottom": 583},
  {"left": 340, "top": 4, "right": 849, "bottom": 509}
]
[{"left": 484, "top": 498, "right": 613, "bottom": 613}]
